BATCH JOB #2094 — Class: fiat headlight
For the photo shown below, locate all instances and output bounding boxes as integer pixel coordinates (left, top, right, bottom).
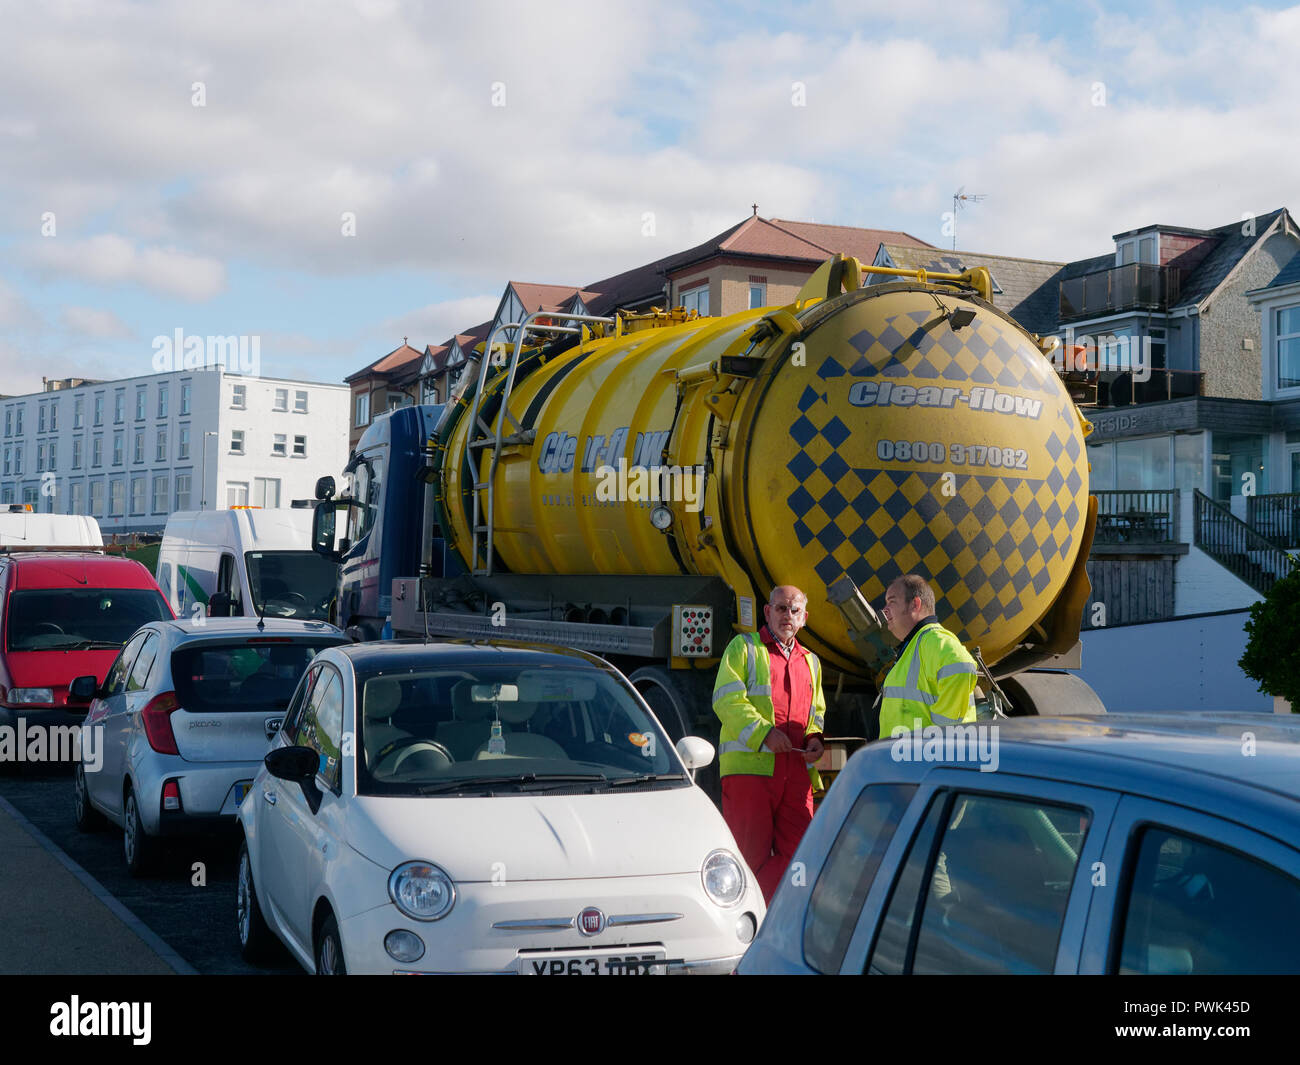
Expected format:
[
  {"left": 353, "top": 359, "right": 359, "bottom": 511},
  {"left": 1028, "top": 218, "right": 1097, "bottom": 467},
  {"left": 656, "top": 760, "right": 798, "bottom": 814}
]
[
  {"left": 388, "top": 861, "right": 456, "bottom": 921},
  {"left": 702, "top": 849, "right": 745, "bottom": 907}
]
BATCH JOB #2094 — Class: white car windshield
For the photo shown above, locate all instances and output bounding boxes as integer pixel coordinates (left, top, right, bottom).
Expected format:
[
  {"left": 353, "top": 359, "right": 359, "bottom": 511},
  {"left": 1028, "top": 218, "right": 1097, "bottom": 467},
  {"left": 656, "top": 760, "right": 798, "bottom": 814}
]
[{"left": 354, "top": 663, "right": 684, "bottom": 795}]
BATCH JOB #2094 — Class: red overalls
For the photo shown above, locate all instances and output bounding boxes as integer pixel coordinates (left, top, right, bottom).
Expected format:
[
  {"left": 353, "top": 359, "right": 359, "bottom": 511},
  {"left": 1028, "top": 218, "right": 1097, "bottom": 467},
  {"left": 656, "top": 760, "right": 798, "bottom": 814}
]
[{"left": 721, "top": 625, "right": 816, "bottom": 903}]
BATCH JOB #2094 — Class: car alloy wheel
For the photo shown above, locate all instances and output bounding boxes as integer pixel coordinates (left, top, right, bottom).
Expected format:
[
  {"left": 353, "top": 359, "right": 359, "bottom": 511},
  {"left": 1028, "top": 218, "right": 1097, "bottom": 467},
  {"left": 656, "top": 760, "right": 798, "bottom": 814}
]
[
  {"left": 237, "top": 841, "right": 277, "bottom": 963},
  {"left": 315, "top": 913, "right": 346, "bottom": 975},
  {"left": 123, "top": 789, "right": 156, "bottom": 877},
  {"left": 73, "top": 764, "right": 104, "bottom": 832}
]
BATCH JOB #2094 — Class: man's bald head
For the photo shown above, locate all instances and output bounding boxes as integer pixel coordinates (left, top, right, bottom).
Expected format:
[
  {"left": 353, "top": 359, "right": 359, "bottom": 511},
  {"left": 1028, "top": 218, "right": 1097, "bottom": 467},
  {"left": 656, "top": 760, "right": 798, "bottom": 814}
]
[{"left": 764, "top": 585, "right": 808, "bottom": 643}]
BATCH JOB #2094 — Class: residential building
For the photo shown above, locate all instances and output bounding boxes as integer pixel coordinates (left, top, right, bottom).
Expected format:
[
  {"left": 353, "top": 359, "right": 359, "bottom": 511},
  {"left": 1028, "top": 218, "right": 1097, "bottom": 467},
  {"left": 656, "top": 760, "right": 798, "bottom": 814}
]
[{"left": 0, "top": 370, "right": 349, "bottom": 534}]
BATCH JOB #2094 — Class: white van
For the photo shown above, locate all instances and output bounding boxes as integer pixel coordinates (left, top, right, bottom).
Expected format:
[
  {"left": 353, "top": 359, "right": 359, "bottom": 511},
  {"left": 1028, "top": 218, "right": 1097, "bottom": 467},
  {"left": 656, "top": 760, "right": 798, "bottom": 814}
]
[
  {"left": 0, "top": 510, "right": 103, "bottom": 547},
  {"left": 156, "top": 508, "right": 339, "bottom": 623}
]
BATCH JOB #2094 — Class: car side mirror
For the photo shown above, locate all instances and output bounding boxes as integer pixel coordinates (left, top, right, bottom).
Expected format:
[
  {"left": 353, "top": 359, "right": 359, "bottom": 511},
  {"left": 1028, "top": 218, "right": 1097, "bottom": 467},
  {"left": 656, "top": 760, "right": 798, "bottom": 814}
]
[
  {"left": 68, "top": 675, "right": 99, "bottom": 702},
  {"left": 675, "top": 736, "right": 715, "bottom": 776},
  {"left": 265, "top": 744, "right": 323, "bottom": 813}
]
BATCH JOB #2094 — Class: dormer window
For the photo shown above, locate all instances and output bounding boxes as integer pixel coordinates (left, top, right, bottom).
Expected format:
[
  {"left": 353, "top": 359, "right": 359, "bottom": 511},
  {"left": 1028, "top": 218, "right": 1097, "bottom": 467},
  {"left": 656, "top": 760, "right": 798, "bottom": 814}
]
[{"left": 1118, "top": 234, "right": 1158, "bottom": 266}]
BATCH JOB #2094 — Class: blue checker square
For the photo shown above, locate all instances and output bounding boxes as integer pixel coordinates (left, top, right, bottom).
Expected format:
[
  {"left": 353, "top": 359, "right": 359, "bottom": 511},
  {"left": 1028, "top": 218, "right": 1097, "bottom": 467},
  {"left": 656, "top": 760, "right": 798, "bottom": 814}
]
[
  {"left": 937, "top": 330, "right": 966, "bottom": 357},
  {"left": 996, "top": 365, "right": 1022, "bottom": 387},
  {"left": 817, "top": 359, "right": 846, "bottom": 379},
  {"left": 1065, "top": 469, "right": 1083, "bottom": 495},
  {"left": 914, "top": 492, "right": 942, "bottom": 522},
  {"left": 819, "top": 486, "right": 849, "bottom": 518},
  {"left": 1010, "top": 567, "right": 1033, "bottom": 593},
  {"left": 1022, "top": 498, "right": 1044, "bottom": 526},
  {"left": 821, "top": 416, "right": 851, "bottom": 448},
  {"left": 1044, "top": 433, "right": 1064, "bottom": 460},
  {"left": 878, "top": 325, "right": 908, "bottom": 351},
  {"left": 934, "top": 563, "right": 962, "bottom": 590},
  {"left": 790, "top": 415, "right": 819, "bottom": 447},
  {"left": 847, "top": 329, "right": 878, "bottom": 355},
  {"left": 1065, "top": 434, "right": 1081, "bottom": 460},
  {"left": 1044, "top": 501, "right": 1063, "bottom": 527},
  {"left": 787, "top": 484, "right": 816, "bottom": 516},
  {"left": 797, "top": 385, "right": 821, "bottom": 412},
  {"left": 814, "top": 554, "right": 843, "bottom": 586},
  {"left": 849, "top": 489, "right": 877, "bottom": 521},
  {"left": 1031, "top": 569, "right": 1052, "bottom": 595},
  {"left": 968, "top": 530, "right": 994, "bottom": 557},
  {"left": 994, "top": 532, "right": 1018, "bottom": 558},
  {"left": 986, "top": 563, "right": 1011, "bottom": 588},
  {"left": 792, "top": 519, "right": 814, "bottom": 548},
  {"left": 911, "top": 526, "right": 939, "bottom": 558},
  {"left": 1064, "top": 501, "right": 1080, "bottom": 526},
  {"left": 968, "top": 363, "right": 995, "bottom": 384},
  {"left": 1046, "top": 467, "right": 1066, "bottom": 495},
  {"left": 880, "top": 524, "right": 910, "bottom": 555},
  {"left": 819, "top": 451, "right": 849, "bottom": 483},
  {"left": 815, "top": 522, "right": 847, "bottom": 551},
  {"left": 971, "top": 496, "right": 997, "bottom": 524},
  {"left": 849, "top": 525, "right": 876, "bottom": 553},
  {"left": 941, "top": 528, "right": 967, "bottom": 557},
  {"left": 786, "top": 450, "right": 817, "bottom": 481}
]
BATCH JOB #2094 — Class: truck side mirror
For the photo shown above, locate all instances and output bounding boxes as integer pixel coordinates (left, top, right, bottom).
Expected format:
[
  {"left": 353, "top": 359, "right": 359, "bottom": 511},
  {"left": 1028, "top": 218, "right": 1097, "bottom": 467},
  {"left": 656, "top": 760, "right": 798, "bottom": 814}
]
[
  {"left": 315, "top": 476, "right": 336, "bottom": 501},
  {"left": 312, "top": 500, "right": 344, "bottom": 562}
]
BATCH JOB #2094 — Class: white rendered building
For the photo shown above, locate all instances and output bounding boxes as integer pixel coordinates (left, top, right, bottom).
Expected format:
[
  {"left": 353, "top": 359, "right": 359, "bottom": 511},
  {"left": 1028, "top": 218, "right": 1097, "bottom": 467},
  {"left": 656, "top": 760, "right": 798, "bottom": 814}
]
[{"left": 0, "top": 370, "right": 349, "bottom": 535}]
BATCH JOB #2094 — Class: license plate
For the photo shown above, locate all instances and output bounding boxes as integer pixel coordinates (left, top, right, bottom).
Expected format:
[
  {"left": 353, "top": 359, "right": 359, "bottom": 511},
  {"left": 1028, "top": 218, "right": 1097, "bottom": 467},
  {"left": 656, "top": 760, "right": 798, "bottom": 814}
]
[
  {"left": 233, "top": 781, "right": 252, "bottom": 805},
  {"left": 518, "top": 950, "right": 667, "bottom": 976}
]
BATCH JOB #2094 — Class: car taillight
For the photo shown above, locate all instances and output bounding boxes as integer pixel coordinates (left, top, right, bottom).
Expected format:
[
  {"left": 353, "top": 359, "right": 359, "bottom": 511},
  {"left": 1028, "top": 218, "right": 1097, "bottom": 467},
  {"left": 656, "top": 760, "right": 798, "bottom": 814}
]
[
  {"left": 162, "top": 779, "right": 182, "bottom": 811},
  {"left": 142, "top": 691, "right": 180, "bottom": 755}
]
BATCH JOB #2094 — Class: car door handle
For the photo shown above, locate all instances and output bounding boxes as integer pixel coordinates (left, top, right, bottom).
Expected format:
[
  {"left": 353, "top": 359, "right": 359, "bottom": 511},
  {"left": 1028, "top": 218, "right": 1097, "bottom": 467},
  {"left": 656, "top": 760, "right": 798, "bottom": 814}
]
[{"left": 263, "top": 790, "right": 277, "bottom": 805}]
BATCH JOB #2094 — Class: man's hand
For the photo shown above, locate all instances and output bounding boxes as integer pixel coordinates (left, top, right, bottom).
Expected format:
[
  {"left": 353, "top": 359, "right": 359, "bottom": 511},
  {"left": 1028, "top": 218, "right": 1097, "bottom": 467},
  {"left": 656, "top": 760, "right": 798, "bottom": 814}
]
[
  {"left": 763, "top": 728, "right": 793, "bottom": 753},
  {"left": 802, "top": 735, "right": 825, "bottom": 766}
]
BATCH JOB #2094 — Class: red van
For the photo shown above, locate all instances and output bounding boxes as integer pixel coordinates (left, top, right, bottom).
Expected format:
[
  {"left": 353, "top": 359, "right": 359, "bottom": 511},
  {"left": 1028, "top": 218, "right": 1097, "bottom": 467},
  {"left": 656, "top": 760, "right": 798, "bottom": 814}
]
[{"left": 0, "top": 552, "right": 174, "bottom": 758}]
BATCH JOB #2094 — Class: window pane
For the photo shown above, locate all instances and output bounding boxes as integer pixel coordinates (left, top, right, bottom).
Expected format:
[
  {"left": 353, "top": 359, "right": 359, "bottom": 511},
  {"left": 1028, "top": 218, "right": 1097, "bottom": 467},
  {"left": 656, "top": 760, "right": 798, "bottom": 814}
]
[
  {"left": 803, "top": 783, "right": 916, "bottom": 973},
  {"left": 866, "top": 792, "right": 948, "bottom": 974},
  {"left": 1116, "top": 436, "right": 1170, "bottom": 490},
  {"left": 1279, "top": 337, "right": 1300, "bottom": 390},
  {"left": 1118, "top": 826, "right": 1300, "bottom": 974},
  {"left": 1277, "top": 307, "right": 1300, "bottom": 337},
  {"left": 909, "top": 794, "right": 1087, "bottom": 975}
]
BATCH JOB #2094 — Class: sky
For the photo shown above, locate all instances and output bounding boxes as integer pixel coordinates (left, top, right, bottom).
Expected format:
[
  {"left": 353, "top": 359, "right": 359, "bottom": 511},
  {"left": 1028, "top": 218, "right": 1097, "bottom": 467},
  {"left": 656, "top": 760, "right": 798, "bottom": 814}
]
[{"left": 1, "top": 0, "right": 1298, "bottom": 395}]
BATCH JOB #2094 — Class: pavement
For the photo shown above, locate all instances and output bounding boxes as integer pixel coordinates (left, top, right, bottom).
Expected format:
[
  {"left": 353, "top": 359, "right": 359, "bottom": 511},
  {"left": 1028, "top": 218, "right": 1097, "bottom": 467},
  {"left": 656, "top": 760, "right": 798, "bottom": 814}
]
[{"left": 0, "top": 794, "right": 194, "bottom": 975}]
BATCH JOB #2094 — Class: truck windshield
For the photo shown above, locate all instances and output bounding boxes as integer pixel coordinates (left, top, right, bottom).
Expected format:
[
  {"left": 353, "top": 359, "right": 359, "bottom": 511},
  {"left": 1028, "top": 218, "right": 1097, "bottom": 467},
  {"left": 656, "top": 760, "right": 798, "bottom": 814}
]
[
  {"left": 5, "top": 589, "right": 172, "bottom": 651},
  {"left": 244, "top": 551, "right": 338, "bottom": 621}
]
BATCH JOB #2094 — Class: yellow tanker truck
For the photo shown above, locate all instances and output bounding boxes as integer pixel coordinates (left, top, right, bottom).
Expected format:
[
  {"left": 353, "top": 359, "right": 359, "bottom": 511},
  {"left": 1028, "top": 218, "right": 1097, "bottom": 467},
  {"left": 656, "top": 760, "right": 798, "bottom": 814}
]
[{"left": 328, "top": 254, "right": 1100, "bottom": 782}]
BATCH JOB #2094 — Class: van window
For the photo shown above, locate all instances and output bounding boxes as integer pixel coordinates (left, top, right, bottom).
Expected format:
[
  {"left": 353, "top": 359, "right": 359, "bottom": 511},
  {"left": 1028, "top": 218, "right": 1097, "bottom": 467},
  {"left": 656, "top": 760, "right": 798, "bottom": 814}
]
[
  {"left": 217, "top": 553, "right": 241, "bottom": 615},
  {"left": 6, "top": 589, "right": 172, "bottom": 652},
  {"left": 245, "top": 551, "right": 338, "bottom": 621}
]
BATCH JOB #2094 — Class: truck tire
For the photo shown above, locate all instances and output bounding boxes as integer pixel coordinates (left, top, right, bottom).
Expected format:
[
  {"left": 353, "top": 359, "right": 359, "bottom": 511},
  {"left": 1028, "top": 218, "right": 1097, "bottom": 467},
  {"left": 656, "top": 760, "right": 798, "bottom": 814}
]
[
  {"left": 999, "top": 671, "right": 1107, "bottom": 717},
  {"left": 628, "top": 667, "right": 721, "bottom": 806}
]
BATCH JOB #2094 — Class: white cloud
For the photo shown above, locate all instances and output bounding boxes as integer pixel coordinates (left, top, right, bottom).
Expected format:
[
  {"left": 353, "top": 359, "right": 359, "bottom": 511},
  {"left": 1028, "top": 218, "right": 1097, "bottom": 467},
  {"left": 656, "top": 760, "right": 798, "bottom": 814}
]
[
  {"left": 61, "top": 305, "right": 134, "bottom": 339},
  {"left": 378, "top": 295, "right": 501, "bottom": 347},
  {"left": 30, "top": 235, "right": 225, "bottom": 300}
]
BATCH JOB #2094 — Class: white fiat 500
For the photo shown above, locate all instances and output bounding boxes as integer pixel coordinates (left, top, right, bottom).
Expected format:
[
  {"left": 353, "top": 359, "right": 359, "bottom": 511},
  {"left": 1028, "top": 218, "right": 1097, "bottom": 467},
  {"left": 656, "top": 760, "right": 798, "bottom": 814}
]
[{"left": 236, "top": 639, "right": 765, "bottom": 974}]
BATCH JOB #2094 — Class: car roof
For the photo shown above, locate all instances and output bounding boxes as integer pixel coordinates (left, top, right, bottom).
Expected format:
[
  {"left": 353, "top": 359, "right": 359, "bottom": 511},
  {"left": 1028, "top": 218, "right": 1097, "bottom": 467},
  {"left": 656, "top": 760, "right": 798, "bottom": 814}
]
[
  {"left": 156, "top": 617, "right": 345, "bottom": 639},
  {"left": 1, "top": 552, "right": 159, "bottom": 590},
  {"left": 328, "top": 638, "right": 611, "bottom": 674},
  {"left": 850, "top": 712, "right": 1300, "bottom": 804}
]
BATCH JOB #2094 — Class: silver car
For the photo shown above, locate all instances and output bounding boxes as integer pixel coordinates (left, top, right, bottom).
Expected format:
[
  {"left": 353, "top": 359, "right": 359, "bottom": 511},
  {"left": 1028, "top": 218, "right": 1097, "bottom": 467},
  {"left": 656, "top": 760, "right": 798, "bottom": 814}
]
[{"left": 71, "top": 617, "right": 346, "bottom": 875}]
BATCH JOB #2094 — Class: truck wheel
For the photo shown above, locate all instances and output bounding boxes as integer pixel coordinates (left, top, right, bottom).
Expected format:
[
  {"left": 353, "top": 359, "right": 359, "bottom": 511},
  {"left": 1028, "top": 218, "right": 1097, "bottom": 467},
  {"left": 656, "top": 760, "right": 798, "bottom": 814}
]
[{"left": 999, "top": 671, "right": 1107, "bottom": 717}]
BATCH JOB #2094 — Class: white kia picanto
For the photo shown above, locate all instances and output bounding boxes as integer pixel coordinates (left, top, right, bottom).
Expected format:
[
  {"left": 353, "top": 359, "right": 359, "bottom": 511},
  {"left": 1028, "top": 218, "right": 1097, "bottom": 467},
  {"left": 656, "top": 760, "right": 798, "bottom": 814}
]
[{"left": 236, "top": 639, "right": 765, "bottom": 974}]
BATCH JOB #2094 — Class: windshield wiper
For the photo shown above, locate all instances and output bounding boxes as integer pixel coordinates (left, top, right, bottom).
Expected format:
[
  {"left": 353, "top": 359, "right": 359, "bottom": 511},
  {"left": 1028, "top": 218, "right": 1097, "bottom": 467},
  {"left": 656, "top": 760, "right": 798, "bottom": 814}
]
[
  {"left": 607, "top": 773, "right": 687, "bottom": 787},
  {"left": 417, "top": 773, "right": 609, "bottom": 795},
  {"left": 49, "top": 640, "right": 122, "bottom": 651}
]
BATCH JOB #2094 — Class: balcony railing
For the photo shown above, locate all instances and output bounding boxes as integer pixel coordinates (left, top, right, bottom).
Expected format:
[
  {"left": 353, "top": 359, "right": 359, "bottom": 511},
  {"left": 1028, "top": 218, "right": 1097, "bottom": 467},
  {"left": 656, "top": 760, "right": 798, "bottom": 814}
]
[
  {"left": 1246, "top": 493, "right": 1300, "bottom": 549},
  {"left": 1091, "top": 490, "right": 1180, "bottom": 545},
  {"left": 1059, "top": 263, "right": 1181, "bottom": 321},
  {"left": 1095, "top": 368, "right": 1204, "bottom": 407},
  {"left": 1194, "top": 490, "right": 1291, "bottom": 595}
]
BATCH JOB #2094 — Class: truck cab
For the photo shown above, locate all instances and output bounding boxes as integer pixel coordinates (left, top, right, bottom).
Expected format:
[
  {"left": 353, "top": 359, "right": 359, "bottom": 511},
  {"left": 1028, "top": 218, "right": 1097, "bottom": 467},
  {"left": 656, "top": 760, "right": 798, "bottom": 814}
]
[{"left": 313, "top": 404, "right": 460, "bottom": 641}]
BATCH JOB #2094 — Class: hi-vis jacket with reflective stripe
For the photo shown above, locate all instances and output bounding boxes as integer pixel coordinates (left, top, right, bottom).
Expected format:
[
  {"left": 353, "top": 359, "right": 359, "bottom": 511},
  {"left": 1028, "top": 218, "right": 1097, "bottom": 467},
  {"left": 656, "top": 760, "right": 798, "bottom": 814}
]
[
  {"left": 711, "top": 631, "right": 826, "bottom": 788},
  {"left": 878, "top": 622, "right": 978, "bottom": 735}
]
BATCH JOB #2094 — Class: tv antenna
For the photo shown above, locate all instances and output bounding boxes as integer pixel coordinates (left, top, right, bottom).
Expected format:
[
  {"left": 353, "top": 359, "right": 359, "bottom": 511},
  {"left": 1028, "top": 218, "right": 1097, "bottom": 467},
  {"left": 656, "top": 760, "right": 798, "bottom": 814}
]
[{"left": 951, "top": 187, "right": 987, "bottom": 251}]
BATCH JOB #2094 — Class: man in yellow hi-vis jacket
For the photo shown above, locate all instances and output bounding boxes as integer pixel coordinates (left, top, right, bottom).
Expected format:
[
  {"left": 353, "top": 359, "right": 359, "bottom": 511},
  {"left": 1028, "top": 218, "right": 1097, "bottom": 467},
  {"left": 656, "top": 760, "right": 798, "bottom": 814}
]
[
  {"left": 712, "top": 585, "right": 826, "bottom": 902},
  {"left": 879, "top": 574, "right": 978, "bottom": 735}
]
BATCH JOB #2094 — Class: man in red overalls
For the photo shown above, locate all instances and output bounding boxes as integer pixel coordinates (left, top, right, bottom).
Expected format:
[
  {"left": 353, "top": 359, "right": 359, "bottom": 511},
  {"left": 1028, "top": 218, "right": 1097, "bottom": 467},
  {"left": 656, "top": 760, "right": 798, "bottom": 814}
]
[{"left": 712, "top": 585, "right": 826, "bottom": 903}]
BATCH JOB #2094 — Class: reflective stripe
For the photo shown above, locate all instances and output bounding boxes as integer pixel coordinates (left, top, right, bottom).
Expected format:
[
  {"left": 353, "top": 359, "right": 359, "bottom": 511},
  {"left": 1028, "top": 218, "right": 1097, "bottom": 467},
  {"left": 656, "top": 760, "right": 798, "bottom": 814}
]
[
  {"left": 929, "top": 708, "right": 967, "bottom": 726},
  {"left": 937, "top": 661, "right": 977, "bottom": 680},
  {"left": 882, "top": 685, "right": 937, "bottom": 705},
  {"left": 712, "top": 680, "right": 745, "bottom": 706},
  {"left": 737, "top": 720, "right": 763, "bottom": 747},
  {"left": 745, "top": 632, "right": 760, "bottom": 692},
  {"left": 719, "top": 740, "right": 756, "bottom": 756},
  {"left": 751, "top": 684, "right": 772, "bottom": 697}
]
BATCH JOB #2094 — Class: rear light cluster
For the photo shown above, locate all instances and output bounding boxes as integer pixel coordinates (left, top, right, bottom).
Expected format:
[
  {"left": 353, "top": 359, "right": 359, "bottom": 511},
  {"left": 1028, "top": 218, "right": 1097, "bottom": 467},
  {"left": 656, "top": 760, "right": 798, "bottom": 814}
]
[
  {"left": 162, "top": 779, "right": 182, "bottom": 811},
  {"left": 142, "top": 691, "right": 181, "bottom": 755}
]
